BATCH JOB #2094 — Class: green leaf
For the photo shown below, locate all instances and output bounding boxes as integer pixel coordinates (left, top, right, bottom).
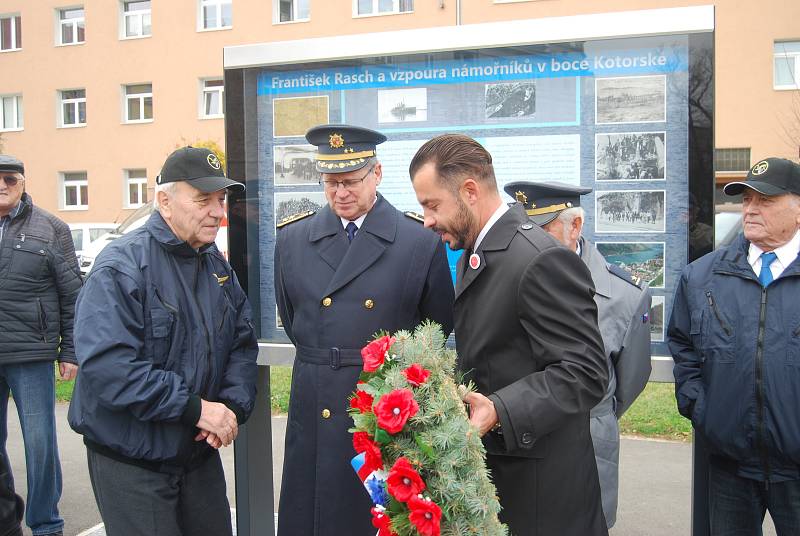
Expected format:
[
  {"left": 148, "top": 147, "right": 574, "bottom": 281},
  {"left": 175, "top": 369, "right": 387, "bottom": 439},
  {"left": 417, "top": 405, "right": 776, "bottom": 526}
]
[
  {"left": 374, "top": 427, "right": 393, "bottom": 444},
  {"left": 414, "top": 432, "right": 437, "bottom": 461}
]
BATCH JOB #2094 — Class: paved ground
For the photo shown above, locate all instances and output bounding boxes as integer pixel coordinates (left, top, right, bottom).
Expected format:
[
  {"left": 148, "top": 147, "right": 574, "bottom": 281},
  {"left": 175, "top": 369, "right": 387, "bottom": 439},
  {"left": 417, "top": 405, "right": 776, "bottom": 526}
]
[{"left": 6, "top": 403, "right": 778, "bottom": 535}]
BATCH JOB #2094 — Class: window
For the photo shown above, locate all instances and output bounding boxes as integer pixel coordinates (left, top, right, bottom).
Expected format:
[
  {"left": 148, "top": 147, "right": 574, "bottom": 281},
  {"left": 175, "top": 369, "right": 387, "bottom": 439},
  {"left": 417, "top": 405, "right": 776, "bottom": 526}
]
[
  {"left": 121, "top": 1, "right": 150, "bottom": 38},
  {"left": 62, "top": 172, "right": 89, "bottom": 209},
  {"left": 58, "top": 7, "right": 85, "bottom": 45},
  {"left": 200, "top": 0, "right": 232, "bottom": 30},
  {"left": 60, "top": 89, "right": 86, "bottom": 127},
  {"left": 124, "top": 83, "right": 152, "bottom": 122},
  {"left": 0, "top": 14, "right": 21, "bottom": 51},
  {"left": 201, "top": 79, "right": 224, "bottom": 118},
  {"left": 714, "top": 148, "right": 751, "bottom": 173},
  {"left": 276, "top": 0, "right": 309, "bottom": 23},
  {"left": 355, "top": 0, "right": 412, "bottom": 16},
  {"left": 124, "top": 168, "right": 148, "bottom": 208},
  {"left": 774, "top": 41, "right": 800, "bottom": 90},
  {"left": 0, "top": 94, "right": 23, "bottom": 131}
]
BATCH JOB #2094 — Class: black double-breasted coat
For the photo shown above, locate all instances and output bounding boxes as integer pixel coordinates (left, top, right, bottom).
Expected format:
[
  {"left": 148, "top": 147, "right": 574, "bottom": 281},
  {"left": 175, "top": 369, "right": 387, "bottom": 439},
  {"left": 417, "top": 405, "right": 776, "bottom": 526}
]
[
  {"left": 455, "top": 204, "right": 609, "bottom": 535},
  {"left": 274, "top": 194, "right": 454, "bottom": 536}
]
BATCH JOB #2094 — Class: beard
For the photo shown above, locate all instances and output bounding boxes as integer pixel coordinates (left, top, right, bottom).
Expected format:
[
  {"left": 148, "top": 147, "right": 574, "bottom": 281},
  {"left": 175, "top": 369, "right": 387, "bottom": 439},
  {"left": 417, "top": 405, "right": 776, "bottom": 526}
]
[{"left": 436, "top": 197, "right": 477, "bottom": 251}]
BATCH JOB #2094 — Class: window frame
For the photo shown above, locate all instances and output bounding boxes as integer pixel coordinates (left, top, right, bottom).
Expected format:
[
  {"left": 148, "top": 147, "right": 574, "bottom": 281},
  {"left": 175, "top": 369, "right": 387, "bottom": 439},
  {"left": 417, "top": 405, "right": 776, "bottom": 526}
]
[
  {"left": 0, "top": 94, "right": 23, "bottom": 131},
  {"left": 120, "top": 0, "right": 151, "bottom": 40},
  {"left": 200, "top": 78, "right": 225, "bottom": 119},
  {"left": 123, "top": 83, "right": 153, "bottom": 123},
  {"left": 61, "top": 171, "right": 89, "bottom": 211},
  {"left": 774, "top": 41, "right": 800, "bottom": 90},
  {"left": 124, "top": 168, "right": 148, "bottom": 208},
  {"left": 0, "top": 13, "right": 22, "bottom": 52},
  {"left": 56, "top": 6, "right": 85, "bottom": 46},
  {"left": 353, "top": 0, "right": 412, "bottom": 17},
  {"left": 273, "top": 0, "right": 310, "bottom": 24},
  {"left": 198, "top": 0, "right": 232, "bottom": 31},
  {"left": 59, "top": 88, "right": 87, "bottom": 128}
]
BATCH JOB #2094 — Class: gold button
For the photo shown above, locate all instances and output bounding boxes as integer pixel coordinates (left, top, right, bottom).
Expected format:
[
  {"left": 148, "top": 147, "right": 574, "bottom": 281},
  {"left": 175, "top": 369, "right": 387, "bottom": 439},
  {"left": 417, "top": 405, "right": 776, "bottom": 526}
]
[
  {"left": 364, "top": 299, "right": 374, "bottom": 309},
  {"left": 321, "top": 408, "right": 331, "bottom": 419},
  {"left": 322, "top": 297, "right": 332, "bottom": 307}
]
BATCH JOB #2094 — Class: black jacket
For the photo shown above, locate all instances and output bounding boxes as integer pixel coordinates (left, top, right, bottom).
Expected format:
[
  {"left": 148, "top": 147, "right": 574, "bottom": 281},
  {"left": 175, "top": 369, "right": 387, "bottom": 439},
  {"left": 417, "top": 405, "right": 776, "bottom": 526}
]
[{"left": 0, "top": 193, "right": 81, "bottom": 364}]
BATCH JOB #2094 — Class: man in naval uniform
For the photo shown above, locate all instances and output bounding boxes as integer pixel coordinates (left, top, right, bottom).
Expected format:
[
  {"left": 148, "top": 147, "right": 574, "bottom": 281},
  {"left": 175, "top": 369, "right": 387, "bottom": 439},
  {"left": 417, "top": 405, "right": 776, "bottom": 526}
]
[
  {"left": 506, "top": 181, "right": 652, "bottom": 528},
  {"left": 273, "top": 124, "right": 454, "bottom": 536},
  {"left": 410, "top": 134, "right": 608, "bottom": 535}
]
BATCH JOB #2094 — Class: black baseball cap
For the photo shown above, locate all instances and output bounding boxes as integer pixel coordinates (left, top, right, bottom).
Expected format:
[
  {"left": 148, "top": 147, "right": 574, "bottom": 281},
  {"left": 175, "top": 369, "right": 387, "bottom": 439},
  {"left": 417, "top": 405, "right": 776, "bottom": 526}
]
[
  {"left": 0, "top": 155, "right": 24, "bottom": 175},
  {"left": 504, "top": 180, "right": 592, "bottom": 226},
  {"left": 306, "top": 124, "right": 387, "bottom": 174},
  {"left": 156, "top": 146, "right": 244, "bottom": 192},
  {"left": 724, "top": 157, "right": 800, "bottom": 197}
]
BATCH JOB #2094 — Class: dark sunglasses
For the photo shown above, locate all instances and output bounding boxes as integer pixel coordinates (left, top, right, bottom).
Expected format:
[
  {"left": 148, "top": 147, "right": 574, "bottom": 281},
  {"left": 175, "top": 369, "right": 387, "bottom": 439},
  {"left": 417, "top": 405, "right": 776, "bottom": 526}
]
[{"left": 1, "top": 175, "right": 22, "bottom": 186}]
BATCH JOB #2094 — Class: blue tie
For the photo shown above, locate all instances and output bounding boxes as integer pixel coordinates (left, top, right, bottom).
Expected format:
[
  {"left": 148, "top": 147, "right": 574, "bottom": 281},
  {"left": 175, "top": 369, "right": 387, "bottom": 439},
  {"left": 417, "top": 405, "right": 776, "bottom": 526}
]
[
  {"left": 346, "top": 221, "right": 358, "bottom": 243},
  {"left": 759, "top": 252, "right": 777, "bottom": 287}
]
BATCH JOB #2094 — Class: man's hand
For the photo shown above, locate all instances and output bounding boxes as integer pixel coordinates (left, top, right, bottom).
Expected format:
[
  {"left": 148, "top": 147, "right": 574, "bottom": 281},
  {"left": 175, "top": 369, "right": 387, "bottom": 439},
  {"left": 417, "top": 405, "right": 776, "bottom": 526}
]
[
  {"left": 59, "top": 362, "right": 78, "bottom": 381},
  {"left": 194, "top": 429, "right": 223, "bottom": 449},
  {"left": 196, "top": 400, "right": 238, "bottom": 447},
  {"left": 464, "top": 391, "right": 499, "bottom": 437}
]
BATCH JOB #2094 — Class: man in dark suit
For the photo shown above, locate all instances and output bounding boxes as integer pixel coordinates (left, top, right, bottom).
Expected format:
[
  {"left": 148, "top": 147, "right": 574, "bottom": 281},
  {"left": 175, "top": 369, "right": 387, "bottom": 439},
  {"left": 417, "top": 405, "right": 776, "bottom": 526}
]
[
  {"left": 409, "top": 134, "right": 609, "bottom": 535},
  {"left": 274, "top": 124, "right": 454, "bottom": 536}
]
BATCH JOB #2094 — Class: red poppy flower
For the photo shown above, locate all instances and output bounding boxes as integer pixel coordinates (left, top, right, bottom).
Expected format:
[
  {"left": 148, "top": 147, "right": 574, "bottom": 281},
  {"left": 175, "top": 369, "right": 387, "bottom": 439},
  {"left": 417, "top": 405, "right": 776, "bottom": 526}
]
[
  {"left": 352, "top": 432, "right": 383, "bottom": 473},
  {"left": 402, "top": 363, "right": 431, "bottom": 387},
  {"left": 361, "top": 335, "right": 396, "bottom": 372},
  {"left": 349, "top": 389, "right": 374, "bottom": 413},
  {"left": 371, "top": 507, "right": 397, "bottom": 536},
  {"left": 386, "top": 457, "right": 426, "bottom": 502},
  {"left": 408, "top": 495, "right": 442, "bottom": 536},
  {"left": 375, "top": 388, "right": 419, "bottom": 434}
]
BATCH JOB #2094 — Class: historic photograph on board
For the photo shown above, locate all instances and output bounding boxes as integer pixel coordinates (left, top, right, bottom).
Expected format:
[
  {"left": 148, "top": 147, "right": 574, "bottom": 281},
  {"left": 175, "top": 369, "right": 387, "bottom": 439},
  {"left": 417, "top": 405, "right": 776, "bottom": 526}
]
[
  {"left": 595, "top": 75, "right": 666, "bottom": 124},
  {"left": 377, "top": 88, "right": 428, "bottom": 123},
  {"left": 273, "top": 95, "right": 329, "bottom": 137},
  {"left": 595, "top": 189, "right": 666, "bottom": 233},
  {"left": 649, "top": 295, "right": 665, "bottom": 342},
  {"left": 596, "top": 242, "right": 666, "bottom": 289},
  {"left": 274, "top": 144, "right": 320, "bottom": 186},
  {"left": 485, "top": 81, "right": 537, "bottom": 119},
  {"left": 274, "top": 191, "right": 326, "bottom": 226},
  {"left": 596, "top": 132, "right": 666, "bottom": 181}
]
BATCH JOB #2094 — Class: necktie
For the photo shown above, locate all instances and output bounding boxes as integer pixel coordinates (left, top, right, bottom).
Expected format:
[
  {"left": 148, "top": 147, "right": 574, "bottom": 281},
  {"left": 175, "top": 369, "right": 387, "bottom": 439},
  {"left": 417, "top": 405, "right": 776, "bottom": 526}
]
[
  {"left": 346, "top": 221, "right": 358, "bottom": 243},
  {"left": 759, "top": 252, "right": 778, "bottom": 287}
]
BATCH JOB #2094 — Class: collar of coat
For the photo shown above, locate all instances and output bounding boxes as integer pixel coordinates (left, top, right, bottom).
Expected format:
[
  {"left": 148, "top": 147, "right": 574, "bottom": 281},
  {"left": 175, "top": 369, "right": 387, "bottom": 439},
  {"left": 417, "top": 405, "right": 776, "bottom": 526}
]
[
  {"left": 579, "top": 237, "right": 613, "bottom": 299},
  {"left": 714, "top": 232, "right": 800, "bottom": 279},
  {"left": 146, "top": 210, "right": 215, "bottom": 257},
  {"left": 308, "top": 193, "right": 397, "bottom": 244}
]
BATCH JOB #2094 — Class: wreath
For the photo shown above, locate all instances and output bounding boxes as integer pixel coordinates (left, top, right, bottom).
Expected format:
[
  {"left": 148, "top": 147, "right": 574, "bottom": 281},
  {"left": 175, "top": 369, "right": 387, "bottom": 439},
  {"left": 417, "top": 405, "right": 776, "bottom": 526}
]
[{"left": 348, "top": 321, "right": 507, "bottom": 536}]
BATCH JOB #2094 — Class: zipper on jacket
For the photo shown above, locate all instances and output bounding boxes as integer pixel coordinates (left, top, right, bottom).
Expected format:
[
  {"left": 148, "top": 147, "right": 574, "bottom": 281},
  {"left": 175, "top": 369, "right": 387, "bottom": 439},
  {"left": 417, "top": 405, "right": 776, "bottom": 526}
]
[
  {"left": 705, "top": 291, "right": 732, "bottom": 336},
  {"left": 193, "top": 255, "right": 214, "bottom": 394},
  {"left": 36, "top": 297, "right": 47, "bottom": 342},
  {"left": 755, "top": 287, "right": 771, "bottom": 486}
]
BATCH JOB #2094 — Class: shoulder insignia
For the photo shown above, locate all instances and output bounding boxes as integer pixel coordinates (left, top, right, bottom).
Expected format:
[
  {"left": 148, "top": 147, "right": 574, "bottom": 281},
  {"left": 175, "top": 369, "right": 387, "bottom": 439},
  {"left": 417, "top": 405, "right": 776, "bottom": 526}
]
[
  {"left": 607, "top": 263, "right": 643, "bottom": 289},
  {"left": 277, "top": 210, "right": 315, "bottom": 228},
  {"left": 404, "top": 211, "right": 425, "bottom": 223}
]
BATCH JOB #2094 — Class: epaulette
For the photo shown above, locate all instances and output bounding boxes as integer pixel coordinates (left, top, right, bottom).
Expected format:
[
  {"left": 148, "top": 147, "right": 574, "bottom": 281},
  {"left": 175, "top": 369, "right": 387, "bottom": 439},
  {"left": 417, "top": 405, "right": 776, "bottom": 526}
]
[
  {"left": 276, "top": 210, "right": 315, "bottom": 228},
  {"left": 404, "top": 211, "right": 425, "bottom": 223},
  {"left": 607, "top": 263, "right": 643, "bottom": 289}
]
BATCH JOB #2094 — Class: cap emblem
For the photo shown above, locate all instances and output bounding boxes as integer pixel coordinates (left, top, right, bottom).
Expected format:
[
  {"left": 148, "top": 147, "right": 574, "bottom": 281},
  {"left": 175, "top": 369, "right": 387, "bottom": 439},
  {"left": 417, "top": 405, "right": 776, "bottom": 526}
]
[
  {"left": 329, "top": 133, "right": 345, "bottom": 149},
  {"left": 207, "top": 153, "right": 221, "bottom": 170},
  {"left": 752, "top": 160, "right": 769, "bottom": 176},
  {"left": 515, "top": 191, "right": 528, "bottom": 205}
]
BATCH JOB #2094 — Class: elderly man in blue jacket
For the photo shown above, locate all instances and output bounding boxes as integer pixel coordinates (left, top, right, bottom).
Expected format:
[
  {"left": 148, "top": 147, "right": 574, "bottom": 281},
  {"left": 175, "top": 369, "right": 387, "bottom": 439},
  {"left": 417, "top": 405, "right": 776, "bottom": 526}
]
[
  {"left": 669, "top": 157, "right": 800, "bottom": 535},
  {"left": 68, "top": 147, "right": 258, "bottom": 536}
]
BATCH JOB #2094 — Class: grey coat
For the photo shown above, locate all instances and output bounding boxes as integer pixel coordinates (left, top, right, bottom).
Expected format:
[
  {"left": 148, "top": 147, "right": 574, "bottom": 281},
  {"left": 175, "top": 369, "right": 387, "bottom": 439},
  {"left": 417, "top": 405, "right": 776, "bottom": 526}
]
[
  {"left": 274, "top": 194, "right": 454, "bottom": 536},
  {"left": 581, "top": 237, "right": 652, "bottom": 528}
]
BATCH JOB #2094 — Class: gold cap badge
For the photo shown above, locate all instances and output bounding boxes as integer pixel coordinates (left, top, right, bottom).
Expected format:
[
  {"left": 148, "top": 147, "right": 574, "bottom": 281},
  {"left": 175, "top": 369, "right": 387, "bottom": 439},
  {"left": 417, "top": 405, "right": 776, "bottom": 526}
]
[{"left": 329, "top": 133, "right": 344, "bottom": 149}]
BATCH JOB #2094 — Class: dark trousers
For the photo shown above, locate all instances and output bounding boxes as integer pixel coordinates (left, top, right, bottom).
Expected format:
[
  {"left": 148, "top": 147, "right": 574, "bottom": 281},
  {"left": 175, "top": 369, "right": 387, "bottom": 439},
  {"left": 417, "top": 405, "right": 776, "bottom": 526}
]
[
  {"left": 87, "top": 448, "right": 232, "bottom": 536},
  {"left": 709, "top": 460, "right": 800, "bottom": 535}
]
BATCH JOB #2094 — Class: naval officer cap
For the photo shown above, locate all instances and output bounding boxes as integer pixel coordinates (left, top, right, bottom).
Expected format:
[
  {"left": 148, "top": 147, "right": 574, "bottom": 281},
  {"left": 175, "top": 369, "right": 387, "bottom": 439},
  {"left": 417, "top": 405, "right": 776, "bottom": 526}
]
[
  {"left": 504, "top": 180, "right": 592, "bottom": 226},
  {"left": 306, "top": 124, "right": 387, "bottom": 174},
  {"left": 723, "top": 157, "right": 800, "bottom": 197}
]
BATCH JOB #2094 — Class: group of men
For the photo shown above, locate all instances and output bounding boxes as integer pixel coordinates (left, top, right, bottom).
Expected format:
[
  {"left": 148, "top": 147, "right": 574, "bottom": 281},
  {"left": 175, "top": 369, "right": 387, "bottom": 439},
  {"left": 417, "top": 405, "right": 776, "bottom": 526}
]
[{"left": 2, "top": 121, "right": 799, "bottom": 536}]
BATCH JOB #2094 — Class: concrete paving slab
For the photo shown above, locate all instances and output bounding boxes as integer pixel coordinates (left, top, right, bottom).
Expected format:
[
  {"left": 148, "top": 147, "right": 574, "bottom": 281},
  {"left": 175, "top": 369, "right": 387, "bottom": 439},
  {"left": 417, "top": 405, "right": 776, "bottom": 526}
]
[{"left": 5, "top": 403, "right": 779, "bottom": 535}]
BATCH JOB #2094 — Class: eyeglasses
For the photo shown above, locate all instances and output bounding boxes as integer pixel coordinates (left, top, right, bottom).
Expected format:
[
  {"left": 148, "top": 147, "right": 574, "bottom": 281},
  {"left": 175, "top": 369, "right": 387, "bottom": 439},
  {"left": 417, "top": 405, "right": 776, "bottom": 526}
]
[
  {"left": 1, "top": 175, "right": 22, "bottom": 187},
  {"left": 320, "top": 166, "right": 374, "bottom": 192}
]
